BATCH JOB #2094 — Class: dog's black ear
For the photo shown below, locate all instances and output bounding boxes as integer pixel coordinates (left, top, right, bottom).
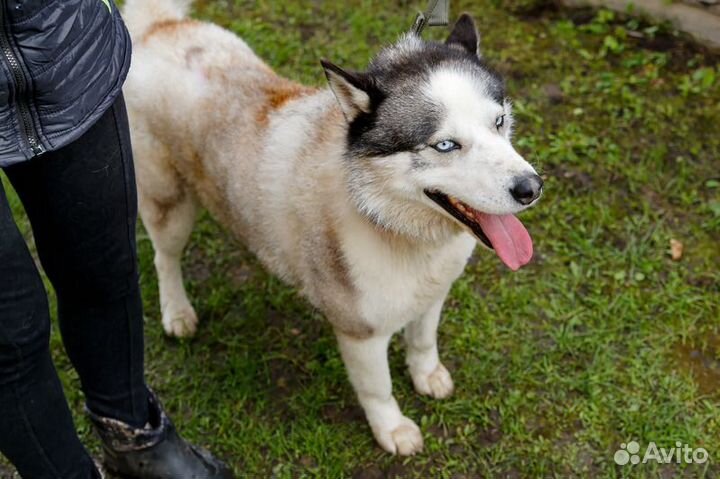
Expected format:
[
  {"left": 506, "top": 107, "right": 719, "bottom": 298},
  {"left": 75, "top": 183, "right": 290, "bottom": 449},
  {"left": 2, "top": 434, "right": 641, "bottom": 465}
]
[
  {"left": 321, "top": 60, "right": 380, "bottom": 122},
  {"left": 446, "top": 14, "right": 480, "bottom": 56}
]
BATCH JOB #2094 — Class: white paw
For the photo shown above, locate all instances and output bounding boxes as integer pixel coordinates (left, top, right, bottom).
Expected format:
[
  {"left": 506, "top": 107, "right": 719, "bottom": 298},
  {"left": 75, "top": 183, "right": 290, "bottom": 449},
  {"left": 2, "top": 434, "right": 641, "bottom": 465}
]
[
  {"left": 411, "top": 363, "right": 454, "bottom": 399},
  {"left": 162, "top": 304, "right": 198, "bottom": 338},
  {"left": 373, "top": 417, "right": 424, "bottom": 456}
]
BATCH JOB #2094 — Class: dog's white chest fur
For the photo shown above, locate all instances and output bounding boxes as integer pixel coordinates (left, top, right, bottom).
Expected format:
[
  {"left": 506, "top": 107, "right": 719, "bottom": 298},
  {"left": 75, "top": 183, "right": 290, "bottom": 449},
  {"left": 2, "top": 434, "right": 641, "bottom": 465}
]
[{"left": 341, "top": 216, "right": 476, "bottom": 335}]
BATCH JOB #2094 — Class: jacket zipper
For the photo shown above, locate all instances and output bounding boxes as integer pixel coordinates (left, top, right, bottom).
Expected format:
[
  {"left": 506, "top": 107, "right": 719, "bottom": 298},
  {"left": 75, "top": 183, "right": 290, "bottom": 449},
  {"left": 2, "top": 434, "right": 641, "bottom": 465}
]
[{"left": 0, "top": 0, "right": 44, "bottom": 156}]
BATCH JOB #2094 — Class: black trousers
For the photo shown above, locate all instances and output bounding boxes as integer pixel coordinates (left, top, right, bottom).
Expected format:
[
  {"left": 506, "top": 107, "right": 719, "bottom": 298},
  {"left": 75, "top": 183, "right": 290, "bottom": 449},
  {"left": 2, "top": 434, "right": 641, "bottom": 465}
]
[{"left": 0, "top": 96, "right": 149, "bottom": 478}]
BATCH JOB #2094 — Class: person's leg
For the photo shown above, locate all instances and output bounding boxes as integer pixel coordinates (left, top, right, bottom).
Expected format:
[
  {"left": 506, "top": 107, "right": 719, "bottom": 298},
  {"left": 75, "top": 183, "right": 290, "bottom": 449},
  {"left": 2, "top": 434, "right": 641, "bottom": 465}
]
[
  {"left": 4, "top": 96, "right": 149, "bottom": 427},
  {"left": 0, "top": 180, "right": 98, "bottom": 478},
  {"left": 6, "top": 95, "right": 233, "bottom": 478}
]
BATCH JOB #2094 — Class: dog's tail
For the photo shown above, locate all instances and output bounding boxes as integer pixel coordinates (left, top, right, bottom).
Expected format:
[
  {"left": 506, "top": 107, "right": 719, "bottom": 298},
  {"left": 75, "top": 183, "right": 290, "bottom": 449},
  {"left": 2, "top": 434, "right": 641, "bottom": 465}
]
[{"left": 123, "top": 0, "right": 193, "bottom": 41}]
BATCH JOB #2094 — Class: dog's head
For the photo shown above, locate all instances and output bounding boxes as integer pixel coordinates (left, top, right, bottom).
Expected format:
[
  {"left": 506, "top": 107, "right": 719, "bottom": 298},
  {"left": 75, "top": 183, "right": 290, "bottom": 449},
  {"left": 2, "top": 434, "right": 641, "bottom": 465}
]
[{"left": 322, "top": 14, "right": 542, "bottom": 270}]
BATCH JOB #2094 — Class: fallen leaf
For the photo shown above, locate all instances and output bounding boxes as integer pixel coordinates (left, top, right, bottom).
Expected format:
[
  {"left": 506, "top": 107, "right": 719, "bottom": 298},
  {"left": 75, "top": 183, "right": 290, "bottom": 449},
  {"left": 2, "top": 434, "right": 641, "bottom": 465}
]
[{"left": 670, "top": 238, "right": 684, "bottom": 261}]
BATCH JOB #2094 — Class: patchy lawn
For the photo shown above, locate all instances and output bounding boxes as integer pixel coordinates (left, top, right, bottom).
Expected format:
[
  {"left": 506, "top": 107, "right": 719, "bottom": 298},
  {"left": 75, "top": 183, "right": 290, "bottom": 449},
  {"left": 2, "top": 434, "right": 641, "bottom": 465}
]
[{"left": 2, "top": 1, "right": 719, "bottom": 477}]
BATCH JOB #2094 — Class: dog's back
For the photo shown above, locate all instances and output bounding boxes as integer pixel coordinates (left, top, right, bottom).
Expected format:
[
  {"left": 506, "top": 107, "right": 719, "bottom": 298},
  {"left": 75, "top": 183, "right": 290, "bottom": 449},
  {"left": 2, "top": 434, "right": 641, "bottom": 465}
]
[
  {"left": 123, "top": 0, "right": 344, "bottom": 286},
  {"left": 123, "top": 0, "right": 263, "bottom": 219}
]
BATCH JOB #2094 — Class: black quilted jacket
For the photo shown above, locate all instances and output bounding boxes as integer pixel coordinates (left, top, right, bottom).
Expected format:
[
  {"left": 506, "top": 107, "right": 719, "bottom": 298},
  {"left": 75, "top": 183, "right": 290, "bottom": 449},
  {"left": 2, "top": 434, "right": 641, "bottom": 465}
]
[{"left": 0, "top": 0, "right": 131, "bottom": 166}]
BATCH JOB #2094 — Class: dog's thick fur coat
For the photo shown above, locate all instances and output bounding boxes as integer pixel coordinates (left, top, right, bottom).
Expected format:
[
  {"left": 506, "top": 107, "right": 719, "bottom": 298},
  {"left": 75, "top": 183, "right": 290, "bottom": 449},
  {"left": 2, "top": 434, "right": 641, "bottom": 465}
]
[{"left": 123, "top": 0, "right": 541, "bottom": 455}]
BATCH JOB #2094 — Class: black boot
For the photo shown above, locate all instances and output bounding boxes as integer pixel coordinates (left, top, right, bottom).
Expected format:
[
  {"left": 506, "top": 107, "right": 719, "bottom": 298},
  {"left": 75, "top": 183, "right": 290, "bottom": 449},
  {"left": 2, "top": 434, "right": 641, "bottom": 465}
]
[{"left": 87, "top": 391, "right": 234, "bottom": 479}]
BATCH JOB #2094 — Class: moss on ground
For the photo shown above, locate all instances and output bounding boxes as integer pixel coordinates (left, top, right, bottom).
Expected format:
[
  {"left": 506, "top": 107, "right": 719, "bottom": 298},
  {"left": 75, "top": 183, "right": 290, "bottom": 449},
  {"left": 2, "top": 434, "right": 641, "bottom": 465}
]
[{"left": 2, "top": 1, "right": 719, "bottom": 477}]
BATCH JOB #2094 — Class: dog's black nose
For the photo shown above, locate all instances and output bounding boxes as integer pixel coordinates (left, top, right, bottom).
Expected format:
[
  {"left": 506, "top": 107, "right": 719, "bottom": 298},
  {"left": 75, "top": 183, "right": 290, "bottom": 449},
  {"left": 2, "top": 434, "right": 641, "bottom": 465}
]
[{"left": 510, "top": 174, "right": 543, "bottom": 205}]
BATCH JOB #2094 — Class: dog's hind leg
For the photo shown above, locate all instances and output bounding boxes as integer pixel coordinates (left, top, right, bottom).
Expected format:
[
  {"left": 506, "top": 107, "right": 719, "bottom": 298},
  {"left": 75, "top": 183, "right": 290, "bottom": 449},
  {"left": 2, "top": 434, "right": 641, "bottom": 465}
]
[
  {"left": 335, "top": 332, "right": 424, "bottom": 456},
  {"left": 134, "top": 132, "right": 198, "bottom": 337},
  {"left": 404, "top": 298, "right": 454, "bottom": 399}
]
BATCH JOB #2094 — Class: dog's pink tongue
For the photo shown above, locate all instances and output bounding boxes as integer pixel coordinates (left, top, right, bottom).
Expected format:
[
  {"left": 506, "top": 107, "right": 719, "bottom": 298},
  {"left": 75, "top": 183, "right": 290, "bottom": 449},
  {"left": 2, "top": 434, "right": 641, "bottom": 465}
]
[{"left": 475, "top": 213, "right": 533, "bottom": 271}]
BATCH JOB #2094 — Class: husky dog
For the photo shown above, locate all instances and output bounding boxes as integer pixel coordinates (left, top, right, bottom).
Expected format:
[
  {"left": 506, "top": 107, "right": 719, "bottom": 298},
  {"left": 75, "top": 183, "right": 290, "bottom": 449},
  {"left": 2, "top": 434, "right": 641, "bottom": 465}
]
[{"left": 123, "top": 0, "right": 543, "bottom": 455}]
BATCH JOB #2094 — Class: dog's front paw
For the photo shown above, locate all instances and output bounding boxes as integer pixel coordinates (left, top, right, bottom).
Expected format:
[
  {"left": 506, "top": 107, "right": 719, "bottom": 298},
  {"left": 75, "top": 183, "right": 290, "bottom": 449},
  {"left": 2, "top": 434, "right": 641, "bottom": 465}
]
[
  {"left": 162, "top": 304, "right": 198, "bottom": 338},
  {"left": 373, "top": 417, "right": 424, "bottom": 456},
  {"left": 411, "top": 363, "right": 454, "bottom": 399}
]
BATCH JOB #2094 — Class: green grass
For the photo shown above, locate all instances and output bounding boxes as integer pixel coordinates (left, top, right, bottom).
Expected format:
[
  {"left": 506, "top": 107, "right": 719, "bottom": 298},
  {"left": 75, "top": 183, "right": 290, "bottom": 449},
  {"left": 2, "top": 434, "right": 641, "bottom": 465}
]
[{"left": 2, "top": 1, "right": 719, "bottom": 477}]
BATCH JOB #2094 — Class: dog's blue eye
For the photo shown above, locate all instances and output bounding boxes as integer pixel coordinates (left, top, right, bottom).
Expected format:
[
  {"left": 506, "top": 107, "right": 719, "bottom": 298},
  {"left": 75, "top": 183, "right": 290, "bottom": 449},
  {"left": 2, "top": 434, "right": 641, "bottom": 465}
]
[
  {"left": 496, "top": 115, "right": 505, "bottom": 129},
  {"left": 433, "top": 140, "right": 459, "bottom": 152}
]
